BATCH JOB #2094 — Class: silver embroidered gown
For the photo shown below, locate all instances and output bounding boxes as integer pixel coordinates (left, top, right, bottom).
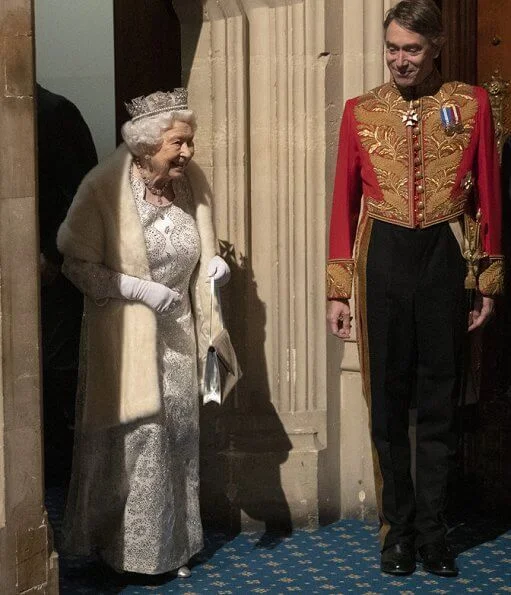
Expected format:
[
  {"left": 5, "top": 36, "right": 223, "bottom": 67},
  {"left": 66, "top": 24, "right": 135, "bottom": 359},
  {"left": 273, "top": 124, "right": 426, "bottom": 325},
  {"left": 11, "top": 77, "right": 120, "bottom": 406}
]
[{"left": 61, "top": 171, "right": 203, "bottom": 574}]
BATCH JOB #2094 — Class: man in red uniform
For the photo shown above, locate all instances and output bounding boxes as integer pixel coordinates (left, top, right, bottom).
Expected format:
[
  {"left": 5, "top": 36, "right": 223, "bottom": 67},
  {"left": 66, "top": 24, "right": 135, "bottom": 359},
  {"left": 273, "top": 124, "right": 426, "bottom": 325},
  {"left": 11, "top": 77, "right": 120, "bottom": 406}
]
[{"left": 327, "top": 0, "right": 503, "bottom": 578}]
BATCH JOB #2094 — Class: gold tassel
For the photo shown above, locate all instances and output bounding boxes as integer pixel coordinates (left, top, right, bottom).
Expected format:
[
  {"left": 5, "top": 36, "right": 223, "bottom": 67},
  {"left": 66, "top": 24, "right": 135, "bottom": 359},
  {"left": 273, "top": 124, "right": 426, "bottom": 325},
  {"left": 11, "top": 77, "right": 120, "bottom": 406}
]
[
  {"left": 462, "top": 209, "right": 487, "bottom": 290},
  {"left": 464, "top": 265, "right": 477, "bottom": 290}
]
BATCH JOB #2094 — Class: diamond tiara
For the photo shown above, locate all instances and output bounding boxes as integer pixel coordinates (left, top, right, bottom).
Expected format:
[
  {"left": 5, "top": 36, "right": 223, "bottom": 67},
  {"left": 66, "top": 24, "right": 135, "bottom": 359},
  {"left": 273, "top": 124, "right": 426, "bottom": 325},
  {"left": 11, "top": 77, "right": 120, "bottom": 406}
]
[{"left": 125, "top": 88, "right": 189, "bottom": 122}]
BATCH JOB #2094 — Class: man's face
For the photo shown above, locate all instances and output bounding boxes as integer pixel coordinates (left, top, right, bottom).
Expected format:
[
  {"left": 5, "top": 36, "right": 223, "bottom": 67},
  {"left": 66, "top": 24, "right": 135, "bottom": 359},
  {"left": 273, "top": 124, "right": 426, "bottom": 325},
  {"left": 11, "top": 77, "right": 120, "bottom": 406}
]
[{"left": 385, "top": 20, "right": 438, "bottom": 88}]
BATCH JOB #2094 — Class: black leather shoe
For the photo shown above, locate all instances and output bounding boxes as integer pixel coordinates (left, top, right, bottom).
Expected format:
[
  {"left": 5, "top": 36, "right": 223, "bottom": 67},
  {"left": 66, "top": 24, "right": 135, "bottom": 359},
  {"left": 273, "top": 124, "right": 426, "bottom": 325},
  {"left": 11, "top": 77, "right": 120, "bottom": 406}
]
[
  {"left": 381, "top": 543, "right": 416, "bottom": 575},
  {"left": 418, "top": 541, "right": 459, "bottom": 577}
]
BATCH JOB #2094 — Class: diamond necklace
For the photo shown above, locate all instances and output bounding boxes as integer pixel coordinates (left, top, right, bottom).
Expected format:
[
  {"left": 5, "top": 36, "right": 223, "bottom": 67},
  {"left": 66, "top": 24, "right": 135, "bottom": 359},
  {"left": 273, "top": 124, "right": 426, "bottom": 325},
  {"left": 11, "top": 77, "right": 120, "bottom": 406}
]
[{"left": 134, "top": 158, "right": 172, "bottom": 198}]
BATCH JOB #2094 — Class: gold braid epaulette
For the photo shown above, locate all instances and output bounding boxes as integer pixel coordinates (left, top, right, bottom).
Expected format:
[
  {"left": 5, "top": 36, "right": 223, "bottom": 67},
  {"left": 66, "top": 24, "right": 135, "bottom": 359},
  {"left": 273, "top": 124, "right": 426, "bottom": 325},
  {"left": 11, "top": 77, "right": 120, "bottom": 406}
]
[{"left": 326, "top": 260, "right": 354, "bottom": 299}]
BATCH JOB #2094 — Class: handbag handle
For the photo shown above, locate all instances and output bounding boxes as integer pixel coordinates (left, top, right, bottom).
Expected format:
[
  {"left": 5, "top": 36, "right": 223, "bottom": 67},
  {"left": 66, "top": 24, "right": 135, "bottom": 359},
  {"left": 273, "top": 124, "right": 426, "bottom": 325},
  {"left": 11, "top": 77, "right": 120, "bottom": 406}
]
[{"left": 208, "top": 277, "right": 225, "bottom": 345}]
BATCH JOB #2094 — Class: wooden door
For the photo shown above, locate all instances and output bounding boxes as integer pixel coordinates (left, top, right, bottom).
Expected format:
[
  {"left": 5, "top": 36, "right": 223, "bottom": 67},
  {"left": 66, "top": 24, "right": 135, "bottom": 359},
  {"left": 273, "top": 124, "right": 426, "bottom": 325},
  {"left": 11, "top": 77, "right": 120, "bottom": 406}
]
[
  {"left": 475, "top": 0, "right": 511, "bottom": 511},
  {"left": 440, "top": 0, "right": 477, "bottom": 84},
  {"left": 429, "top": 0, "right": 511, "bottom": 511},
  {"left": 478, "top": 0, "right": 511, "bottom": 142},
  {"left": 478, "top": 1, "right": 511, "bottom": 83}
]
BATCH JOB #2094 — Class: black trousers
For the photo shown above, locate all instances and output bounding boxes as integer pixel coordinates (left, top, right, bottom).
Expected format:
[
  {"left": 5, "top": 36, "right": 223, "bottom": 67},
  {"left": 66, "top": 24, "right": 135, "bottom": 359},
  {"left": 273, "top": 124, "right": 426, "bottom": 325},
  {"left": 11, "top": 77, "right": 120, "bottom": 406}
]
[{"left": 364, "top": 219, "right": 466, "bottom": 549}]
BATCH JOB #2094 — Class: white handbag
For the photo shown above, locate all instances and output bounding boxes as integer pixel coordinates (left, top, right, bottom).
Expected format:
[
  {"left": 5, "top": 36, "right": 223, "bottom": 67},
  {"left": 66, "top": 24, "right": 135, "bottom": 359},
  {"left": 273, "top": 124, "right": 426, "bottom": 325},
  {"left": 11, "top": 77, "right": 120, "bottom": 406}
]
[{"left": 202, "top": 278, "right": 242, "bottom": 405}]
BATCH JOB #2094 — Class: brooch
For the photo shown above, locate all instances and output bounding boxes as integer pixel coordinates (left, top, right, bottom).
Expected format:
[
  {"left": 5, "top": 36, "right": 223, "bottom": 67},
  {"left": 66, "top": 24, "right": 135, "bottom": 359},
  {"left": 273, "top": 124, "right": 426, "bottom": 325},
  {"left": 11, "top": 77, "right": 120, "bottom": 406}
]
[{"left": 440, "top": 104, "right": 463, "bottom": 136}]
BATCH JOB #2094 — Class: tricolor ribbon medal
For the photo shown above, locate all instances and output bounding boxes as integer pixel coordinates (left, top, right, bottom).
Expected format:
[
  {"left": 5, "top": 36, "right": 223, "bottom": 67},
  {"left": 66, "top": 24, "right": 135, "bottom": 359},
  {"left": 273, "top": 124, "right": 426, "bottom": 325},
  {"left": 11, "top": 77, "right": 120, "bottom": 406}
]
[{"left": 440, "top": 104, "right": 463, "bottom": 136}]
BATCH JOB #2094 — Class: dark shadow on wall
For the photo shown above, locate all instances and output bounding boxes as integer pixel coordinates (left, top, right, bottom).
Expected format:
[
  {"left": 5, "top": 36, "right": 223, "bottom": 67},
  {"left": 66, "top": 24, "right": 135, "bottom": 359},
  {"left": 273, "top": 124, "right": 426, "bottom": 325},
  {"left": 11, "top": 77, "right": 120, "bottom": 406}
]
[
  {"left": 172, "top": 0, "right": 304, "bottom": 90},
  {"left": 317, "top": 335, "right": 343, "bottom": 526},
  {"left": 200, "top": 258, "right": 293, "bottom": 545},
  {"left": 187, "top": 162, "right": 293, "bottom": 543}
]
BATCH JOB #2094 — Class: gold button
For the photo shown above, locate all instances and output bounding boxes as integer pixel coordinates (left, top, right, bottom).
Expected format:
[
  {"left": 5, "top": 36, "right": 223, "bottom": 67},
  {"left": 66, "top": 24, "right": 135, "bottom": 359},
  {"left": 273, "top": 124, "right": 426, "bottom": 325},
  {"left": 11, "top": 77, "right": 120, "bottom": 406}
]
[
  {"left": 416, "top": 200, "right": 424, "bottom": 209},
  {"left": 416, "top": 212, "right": 424, "bottom": 221},
  {"left": 413, "top": 126, "right": 420, "bottom": 136},
  {"left": 413, "top": 100, "right": 420, "bottom": 108},
  {"left": 414, "top": 157, "right": 421, "bottom": 166},
  {"left": 415, "top": 171, "right": 423, "bottom": 179},
  {"left": 416, "top": 185, "right": 424, "bottom": 193}
]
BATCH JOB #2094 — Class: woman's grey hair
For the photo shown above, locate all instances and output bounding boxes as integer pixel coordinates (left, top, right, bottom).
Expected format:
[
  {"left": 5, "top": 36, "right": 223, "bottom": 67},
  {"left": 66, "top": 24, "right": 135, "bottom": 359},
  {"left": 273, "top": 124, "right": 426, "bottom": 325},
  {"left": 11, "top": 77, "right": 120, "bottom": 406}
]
[
  {"left": 121, "top": 110, "right": 197, "bottom": 157},
  {"left": 384, "top": 0, "right": 445, "bottom": 50}
]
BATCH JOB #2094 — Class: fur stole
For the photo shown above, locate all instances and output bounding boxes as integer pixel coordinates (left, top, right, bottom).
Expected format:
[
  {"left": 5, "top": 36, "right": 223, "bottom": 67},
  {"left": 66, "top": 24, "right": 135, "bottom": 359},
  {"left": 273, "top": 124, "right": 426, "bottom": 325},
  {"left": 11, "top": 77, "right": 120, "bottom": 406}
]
[{"left": 57, "top": 144, "right": 220, "bottom": 429}]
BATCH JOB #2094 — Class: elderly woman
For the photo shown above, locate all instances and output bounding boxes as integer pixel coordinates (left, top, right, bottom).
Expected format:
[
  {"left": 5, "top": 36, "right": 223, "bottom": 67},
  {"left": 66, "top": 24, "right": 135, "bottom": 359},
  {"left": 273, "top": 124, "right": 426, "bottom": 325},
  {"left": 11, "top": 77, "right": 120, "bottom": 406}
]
[{"left": 57, "top": 89, "right": 230, "bottom": 577}]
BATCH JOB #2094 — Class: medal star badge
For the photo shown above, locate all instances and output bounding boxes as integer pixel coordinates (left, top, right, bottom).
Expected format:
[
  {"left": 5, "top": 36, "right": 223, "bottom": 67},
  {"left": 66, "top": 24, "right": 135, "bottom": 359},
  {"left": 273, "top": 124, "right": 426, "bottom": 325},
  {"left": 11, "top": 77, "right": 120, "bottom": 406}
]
[
  {"left": 402, "top": 108, "right": 419, "bottom": 127},
  {"left": 440, "top": 104, "right": 463, "bottom": 136},
  {"left": 461, "top": 171, "right": 474, "bottom": 192}
]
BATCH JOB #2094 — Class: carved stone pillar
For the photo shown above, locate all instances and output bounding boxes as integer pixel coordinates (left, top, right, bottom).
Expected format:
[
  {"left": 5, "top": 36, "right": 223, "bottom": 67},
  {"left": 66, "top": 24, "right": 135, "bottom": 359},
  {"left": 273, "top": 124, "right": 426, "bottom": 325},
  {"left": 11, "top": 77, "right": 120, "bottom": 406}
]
[
  {"left": 174, "top": 0, "right": 337, "bottom": 529},
  {"left": 242, "top": 0, "right": 333, "bottom": 528},
  {"left": 0, "top": 0, "right": 57, "bottom": 591},
  {"left": 173, "top": 0, "right": 395, "bottom": 529},
  {"left": 337, "top": 0, "right": 398, "bottom": 520}
]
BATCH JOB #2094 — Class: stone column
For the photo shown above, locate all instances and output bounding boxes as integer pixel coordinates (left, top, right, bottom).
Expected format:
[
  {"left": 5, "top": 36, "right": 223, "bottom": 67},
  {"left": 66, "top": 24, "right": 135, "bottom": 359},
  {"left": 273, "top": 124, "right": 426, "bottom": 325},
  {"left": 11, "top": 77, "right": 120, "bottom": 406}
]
[
  {"left": 0, "top": 1, "right": 58, "bottom": 591},
  {"left": 241, "top": 0, "right": 334, "bottom": 528},
  {"left": 174, "top": 0, "right": 335, "bottom": 529},
  {"left": 337, "top": 0, "right": 398, "bottom": 520},
  {"left": 173, "top": 0, "right": 397, "bottom": 529}
]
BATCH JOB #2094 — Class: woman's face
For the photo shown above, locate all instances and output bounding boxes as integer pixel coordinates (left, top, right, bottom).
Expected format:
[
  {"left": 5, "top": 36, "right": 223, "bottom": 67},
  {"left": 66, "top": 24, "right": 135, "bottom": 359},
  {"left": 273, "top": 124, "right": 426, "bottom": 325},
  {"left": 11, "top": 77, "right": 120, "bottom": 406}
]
[{"left": 150, "top": 120, "right": 195, "bottom": 180}]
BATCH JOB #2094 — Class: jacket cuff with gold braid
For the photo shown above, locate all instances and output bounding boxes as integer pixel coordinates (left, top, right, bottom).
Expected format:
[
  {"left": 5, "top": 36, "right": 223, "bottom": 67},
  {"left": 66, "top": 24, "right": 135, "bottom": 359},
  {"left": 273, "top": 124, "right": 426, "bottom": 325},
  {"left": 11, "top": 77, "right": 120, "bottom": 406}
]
[
  {"left": 478, "top": 256, "right": 504, "bottom": 297},
  {"left": 462, "top": 210, "right": 504, "bottom": 297},
  {"left": 326, "top": 259, "right": 354, "bottom": 300}
]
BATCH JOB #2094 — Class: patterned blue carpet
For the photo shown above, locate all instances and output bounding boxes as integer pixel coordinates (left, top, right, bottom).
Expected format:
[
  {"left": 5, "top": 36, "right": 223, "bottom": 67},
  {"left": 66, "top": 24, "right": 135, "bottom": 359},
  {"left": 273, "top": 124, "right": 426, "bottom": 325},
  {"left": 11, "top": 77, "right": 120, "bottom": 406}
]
[{"left": 47, "top": 488, "right": 511, "bottom": 594}]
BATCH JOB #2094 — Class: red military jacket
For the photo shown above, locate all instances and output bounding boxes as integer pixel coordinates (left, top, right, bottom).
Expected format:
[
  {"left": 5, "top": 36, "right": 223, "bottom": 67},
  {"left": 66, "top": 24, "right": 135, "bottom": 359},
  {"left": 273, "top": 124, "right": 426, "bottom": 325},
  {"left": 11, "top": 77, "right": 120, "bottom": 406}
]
[{"left": 327, "top": 71, "right": 503, "bottom": 299}]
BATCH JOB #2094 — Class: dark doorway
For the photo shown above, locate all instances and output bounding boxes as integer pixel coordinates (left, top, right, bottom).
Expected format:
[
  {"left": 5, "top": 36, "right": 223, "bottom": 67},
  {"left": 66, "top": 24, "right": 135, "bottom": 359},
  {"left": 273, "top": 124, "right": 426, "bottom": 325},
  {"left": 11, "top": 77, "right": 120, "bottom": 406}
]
[
  {"left": 113, "top": 0, "right": 182, "bottom": 142},
  {"left": 434, "top": 0, "right": 511, "bottom": 530}
]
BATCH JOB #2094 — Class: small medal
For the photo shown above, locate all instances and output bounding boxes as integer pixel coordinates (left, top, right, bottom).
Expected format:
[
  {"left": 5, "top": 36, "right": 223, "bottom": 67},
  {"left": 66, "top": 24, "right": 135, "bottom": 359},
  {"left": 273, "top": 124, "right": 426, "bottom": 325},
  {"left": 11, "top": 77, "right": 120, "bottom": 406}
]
[
  {"left": 440, "top": 104, "right": 463, "bottom": 136},
  {"left": 461, "top": 171, "right": 474, "bottom": 192},
  {"left": 402, "top": 101, "right": 419, "bottom": 127}
]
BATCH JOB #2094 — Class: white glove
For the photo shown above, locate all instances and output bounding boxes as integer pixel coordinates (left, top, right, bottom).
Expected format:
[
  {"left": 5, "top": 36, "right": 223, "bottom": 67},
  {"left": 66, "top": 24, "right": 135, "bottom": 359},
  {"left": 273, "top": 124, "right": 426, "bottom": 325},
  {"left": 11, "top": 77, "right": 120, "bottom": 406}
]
[
  {"left": 207, "top": 255, "right": 230, "bottom": 287},
  {"left": 118, "top": 274, "right": 181, "bottom": 313}
]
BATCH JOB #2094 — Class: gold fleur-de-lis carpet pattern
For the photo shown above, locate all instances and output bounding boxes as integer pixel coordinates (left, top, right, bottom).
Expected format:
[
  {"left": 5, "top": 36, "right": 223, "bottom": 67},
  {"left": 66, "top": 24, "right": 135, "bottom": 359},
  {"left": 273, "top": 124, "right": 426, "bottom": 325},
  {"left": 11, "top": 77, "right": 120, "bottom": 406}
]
[{"left": 47, "top": 488, "right": 511, "bottom": 594}]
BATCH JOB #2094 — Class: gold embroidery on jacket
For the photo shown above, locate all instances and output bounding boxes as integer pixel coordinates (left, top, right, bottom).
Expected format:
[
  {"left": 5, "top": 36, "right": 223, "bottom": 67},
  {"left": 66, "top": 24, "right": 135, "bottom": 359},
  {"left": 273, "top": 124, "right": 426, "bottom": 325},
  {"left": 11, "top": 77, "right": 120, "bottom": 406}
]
[
  {"left": 326, "top": 260, "right": 355, "bottom": 299},
  {"left": 422, "top": 83, "right": 477, "bottom": 223},
  {"left": 354, "top": 82, "right": 478, "bottom": 227},
  {"left": 478, "top": 258, "right": 504, "bottom": 296},
  {"left": 355, "top": 86, "right": 410, "bottom": 224}
]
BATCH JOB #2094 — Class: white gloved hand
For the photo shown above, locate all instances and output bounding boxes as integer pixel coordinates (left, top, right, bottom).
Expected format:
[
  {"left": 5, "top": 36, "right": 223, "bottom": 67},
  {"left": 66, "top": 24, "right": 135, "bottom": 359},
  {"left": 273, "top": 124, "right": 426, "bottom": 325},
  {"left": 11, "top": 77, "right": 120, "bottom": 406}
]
[
  {"left": 118, "top": 274, "right": 181, "bottom": 313},
  {"left": 207, "top": 255, "right": 231, "bottom": 287}
]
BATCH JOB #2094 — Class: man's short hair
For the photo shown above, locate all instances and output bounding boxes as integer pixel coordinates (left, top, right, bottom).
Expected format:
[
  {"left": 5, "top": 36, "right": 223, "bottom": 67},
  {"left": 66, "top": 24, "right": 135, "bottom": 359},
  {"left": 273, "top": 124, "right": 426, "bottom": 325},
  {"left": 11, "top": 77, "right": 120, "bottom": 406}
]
[{"left": 384, "top": 0, "right": 445, "bottom": 50}]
